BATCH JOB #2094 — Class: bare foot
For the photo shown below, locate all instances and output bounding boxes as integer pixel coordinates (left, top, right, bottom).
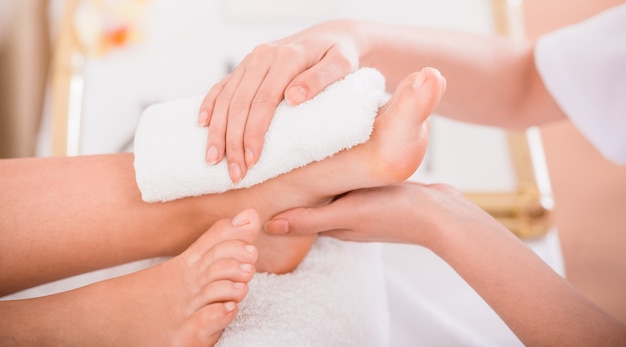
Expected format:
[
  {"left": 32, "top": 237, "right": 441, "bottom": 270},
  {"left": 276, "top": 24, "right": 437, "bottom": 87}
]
[
  {"left": 249, "top": 68, "right": 445, "bottom": 272},
  {"left": 0, "top": 70, "right": 443, "bottom": 296},
  {"left": 0, "top": 209, "right": 260, "bottom": 347}
]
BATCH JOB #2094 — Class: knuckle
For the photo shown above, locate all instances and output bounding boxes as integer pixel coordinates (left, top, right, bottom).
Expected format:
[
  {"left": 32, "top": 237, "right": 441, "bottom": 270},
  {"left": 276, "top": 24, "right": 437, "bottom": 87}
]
[
  {"left": 252, "top": 43, "right": 275, "bottom": 56},
  {"left": 214, "top": 92, "right": 232, "bottom": 105},
  {"left": 274, "top": 44, "right": 300, "bottom": 59},
  {"left": 209, "top": 116, "right": 226, "bottom": 133},
  {"left": 251, "top": 90, "right": 279, "bottom": 108},
  {"left": 229, "top": 95, "right": 251, "bottom": 112},
  {"left": 226, "top": 141, "right": 242, "bottom": 155},
  {"left": 245, "top": 124, "right": 266, "bottom": 138},
  {"left": 330, "top": 51, "right": 354, "bottom": 70},
  {"left": 308, "top": 69, "right": 329, "bottom": 90},
  {"left": 244, "top": 127, "right": 266, "bottom": 146}
]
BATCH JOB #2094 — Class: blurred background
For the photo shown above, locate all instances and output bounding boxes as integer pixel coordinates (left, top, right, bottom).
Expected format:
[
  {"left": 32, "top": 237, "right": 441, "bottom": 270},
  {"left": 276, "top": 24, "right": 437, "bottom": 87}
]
[{"left": 0, "top": 0, "right": 624, "bottom": 328}]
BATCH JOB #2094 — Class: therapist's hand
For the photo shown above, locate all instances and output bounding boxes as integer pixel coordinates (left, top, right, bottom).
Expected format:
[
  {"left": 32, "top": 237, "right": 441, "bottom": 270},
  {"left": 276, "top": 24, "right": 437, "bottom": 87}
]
[
  {"left": 197, "top": 20, "right": 364, "bottom": 183},
  {"left": 264, "top": 182, "right": 498, "bottom": 248}
]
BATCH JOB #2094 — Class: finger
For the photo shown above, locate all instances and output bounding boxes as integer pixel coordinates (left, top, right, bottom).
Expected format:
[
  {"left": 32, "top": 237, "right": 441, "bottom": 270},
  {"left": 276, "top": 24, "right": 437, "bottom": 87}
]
[
  {"left": 198, "top": 78, "right": 226, "bottom": 126},
  {"left": 264, "top": 203, "right": 348, "bottom": 235},
  {"left": 200, "top": 78, "right": 230, "bottom": 165},
  {"left": 241, "top": 61, "right": 310, "bottom": 168},
  {"left": 242, "top": 46, "right": 356, "bottom": 167},
  {"left": 224, "top": 57, "right": 273, "bottom": 182},
  {"left": 284, "top": 46, "right": 357, "bottom": 105},
  {"left": 205, "top": 69, "right": 244, "bottom": 165},
  {"left": 223, "top": 44, "right": 295, "bottom": 170}
]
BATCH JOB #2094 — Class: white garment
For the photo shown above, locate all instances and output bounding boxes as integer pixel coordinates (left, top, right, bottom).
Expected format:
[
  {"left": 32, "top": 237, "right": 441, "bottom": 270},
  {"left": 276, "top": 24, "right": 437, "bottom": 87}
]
[{"left": 534, "top": 3, "right": 626, "bottom": 165}]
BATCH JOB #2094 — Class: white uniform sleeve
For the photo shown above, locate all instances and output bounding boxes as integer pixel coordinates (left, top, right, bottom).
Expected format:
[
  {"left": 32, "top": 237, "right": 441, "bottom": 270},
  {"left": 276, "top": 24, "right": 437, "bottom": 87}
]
[{"left": 534, "top": 4, "right": 626, "bottom": 165}]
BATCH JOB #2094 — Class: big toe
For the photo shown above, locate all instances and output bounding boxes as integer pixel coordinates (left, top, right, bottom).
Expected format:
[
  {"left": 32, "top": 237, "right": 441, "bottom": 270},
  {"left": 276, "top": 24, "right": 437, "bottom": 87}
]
[
  {"left": 381, "top": 67, "right": 445, "bottom": 122},
  {"left": 369, "top": 68, "right": 445, "bottom": 183}
]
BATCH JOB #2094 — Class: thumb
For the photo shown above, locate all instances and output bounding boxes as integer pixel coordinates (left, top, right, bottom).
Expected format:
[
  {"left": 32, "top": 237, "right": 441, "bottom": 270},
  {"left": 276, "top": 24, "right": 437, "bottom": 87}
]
[
  {"left": 284, "top": 48, "right": 356, "bottom": 105},
  {"left": 264, "top": 203, "right": 348, "bottom": 236}
]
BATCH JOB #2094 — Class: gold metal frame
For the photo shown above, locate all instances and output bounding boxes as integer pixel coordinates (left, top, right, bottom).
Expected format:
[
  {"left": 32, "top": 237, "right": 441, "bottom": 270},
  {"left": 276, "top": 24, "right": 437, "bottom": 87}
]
[{"left": 50, "top": 0, "right": 81, "bottom": 156}]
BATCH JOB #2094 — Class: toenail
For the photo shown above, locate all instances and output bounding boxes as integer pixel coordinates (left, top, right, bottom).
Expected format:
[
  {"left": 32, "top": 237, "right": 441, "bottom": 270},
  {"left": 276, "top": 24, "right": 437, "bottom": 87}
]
[
  {"left": 240, "top": 263, "right": 254, "bottom": 273},
  {"left": 232, "top": 210, "right": 250, "bottom": 226},
  {"left": 224, "top": 301, "right": 236, "bottom": 312},
  {"left": 233, "top": 282, "right": 245, "bottom": 290},
  {"left": 429, "top": 67, "right": 443, "bottom": 79},
  {"left": 245, "top": 244, "right": 257, "bottom": 254},
  {"left": 412, "top": 71, "right": 426, "bottom": 90}
]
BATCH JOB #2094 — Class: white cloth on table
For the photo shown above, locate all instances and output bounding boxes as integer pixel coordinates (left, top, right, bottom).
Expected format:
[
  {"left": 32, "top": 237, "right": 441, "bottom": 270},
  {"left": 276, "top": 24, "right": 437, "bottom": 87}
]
[{"left": 216, "top": 237, "right": 389, "bottom": 347}]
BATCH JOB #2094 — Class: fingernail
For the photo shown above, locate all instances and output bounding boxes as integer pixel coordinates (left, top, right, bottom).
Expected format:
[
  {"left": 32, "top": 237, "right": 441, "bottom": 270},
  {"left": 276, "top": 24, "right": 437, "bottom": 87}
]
[
  {"left": 206, "top": 146, "right": 219, "bottom": 164},
  {"left": 232, "top": 210, "right": 250, "bottom": 226},
  {"left": 266, "top": 219, "right": 289, "bottom": 234},
  {"left": 244, "top": 148, "right": 255, "bottom": 168},
  {"left": 224, "top": 301, "right": 236, "bottom": 312},
  {"left": 245, "top": 244, "right": 257, "bottom": 255},
  {"left": 229, "top": 163, "right": 242, "bottom": 183},
  {"left": 442, "top": 76, "right": 447, "bottom": 94},
  {"left": 412, "top": 71, "right": 426, "bottom": 90},
  {"left": 198, "top": 110, "right": 208, "bottom": 126},
  {"left": 240, "top": 263, "right": 254, "bottom": 273},
  {"left": 286, "top": 86, "right": 307, "bottom": 105}
]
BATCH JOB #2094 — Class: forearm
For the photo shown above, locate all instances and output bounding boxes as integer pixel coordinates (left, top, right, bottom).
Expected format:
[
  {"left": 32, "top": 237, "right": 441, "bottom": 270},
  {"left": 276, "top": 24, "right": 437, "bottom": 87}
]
[
  {"left": 353, "top": 20, "right": 565, "bottom": 128},
  {"left": 268, "top": 181, "right": 626, "bottom": 344},
  {"left": 430, "top": 214, "right": 626, "bottom": 345}
]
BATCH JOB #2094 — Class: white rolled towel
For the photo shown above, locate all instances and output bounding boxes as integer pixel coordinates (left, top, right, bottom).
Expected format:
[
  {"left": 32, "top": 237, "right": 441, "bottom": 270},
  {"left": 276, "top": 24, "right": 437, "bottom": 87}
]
[{"left": 133, "top": 68, "right": 387, "bottom": 202}]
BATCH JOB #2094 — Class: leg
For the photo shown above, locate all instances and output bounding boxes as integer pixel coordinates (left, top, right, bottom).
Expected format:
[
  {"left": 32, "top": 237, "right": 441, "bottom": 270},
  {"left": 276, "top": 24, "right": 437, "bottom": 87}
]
[
  {"left": 0, "top": 68, "right": 444, "bottom": 294},
  {"left": 0, "top": 209, "right": 260, "bottom": 346}
]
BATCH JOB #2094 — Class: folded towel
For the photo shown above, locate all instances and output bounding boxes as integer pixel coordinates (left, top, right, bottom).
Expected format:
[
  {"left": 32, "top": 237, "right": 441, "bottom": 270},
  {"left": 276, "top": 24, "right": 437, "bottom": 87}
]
[
  {"left": 134, "top": 68, "right": 387, "bottom": 202},
  {"left": 216, "top": 237, "right": 390, "bottom": 347}
]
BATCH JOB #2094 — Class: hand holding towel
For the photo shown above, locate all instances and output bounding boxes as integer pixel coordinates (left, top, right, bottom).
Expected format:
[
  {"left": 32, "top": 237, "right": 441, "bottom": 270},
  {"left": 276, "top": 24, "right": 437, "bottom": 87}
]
[{"left": 133, "top": 68, "right": 387, "bottom": 202}]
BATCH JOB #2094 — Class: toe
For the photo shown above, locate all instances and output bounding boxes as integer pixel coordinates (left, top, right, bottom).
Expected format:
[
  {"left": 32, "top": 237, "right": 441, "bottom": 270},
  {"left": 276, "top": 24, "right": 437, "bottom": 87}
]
[
  {"left": 182, "top": 302, "right": 238, "bottom": 347},
  {"left": 368, "top": 68, "right": 445, "bottom": 183},
  {"left": 380, "top": 68, "right": 444, "bottom": 123},
  {"left": 183, "top": 209, "right": 261, "bottom": 262},
  {"left": 202, "top": 258, "right": 256, "bottom": 286},
  {"left": 200, "top": 280, "right": 250, "bottom": 304}
]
